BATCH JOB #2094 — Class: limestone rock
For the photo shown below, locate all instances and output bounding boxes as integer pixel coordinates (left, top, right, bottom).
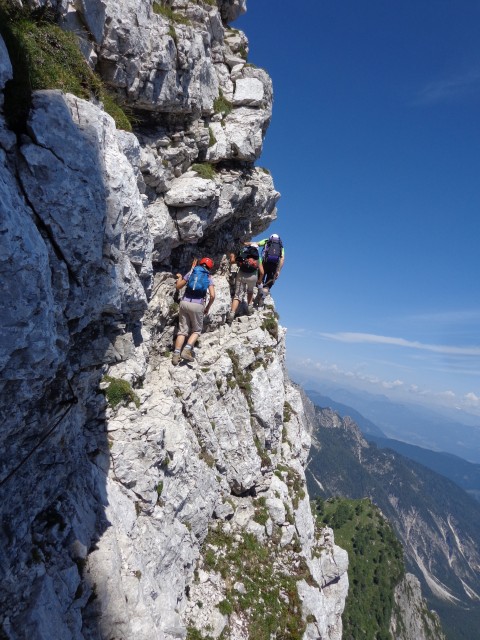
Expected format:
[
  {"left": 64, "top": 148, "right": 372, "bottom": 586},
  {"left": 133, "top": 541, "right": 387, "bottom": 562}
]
[
  {"left": 165, "top": 172, "right": 219, "bottom": 208},
  {"left": 233, "top": 77, "right": 265, "bottom": 107},
  {"left": 146, "top": 199, "right": 180, "bottom": 263},
  {"left": 219, "top": 0, "right": 247, "bottom": 25},
  {"left": 0, "top": 3, "right": 349, "bottom": 640},
  {"left": 94, "top": 0, "right": 220, "bottom": 112},
  {"left": 390, "top": 574, "right": 446, "bottom": 640}
]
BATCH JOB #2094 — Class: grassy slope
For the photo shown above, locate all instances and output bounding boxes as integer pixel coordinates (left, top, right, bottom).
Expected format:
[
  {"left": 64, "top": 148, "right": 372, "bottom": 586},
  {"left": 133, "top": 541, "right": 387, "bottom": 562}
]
[{"left": 0, "top": 3, "right": 131, "bottom": 132}]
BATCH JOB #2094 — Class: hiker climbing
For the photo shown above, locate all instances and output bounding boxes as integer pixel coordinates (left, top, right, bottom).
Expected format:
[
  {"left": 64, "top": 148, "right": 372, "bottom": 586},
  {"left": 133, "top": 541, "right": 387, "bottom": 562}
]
[
  {"left": 171, "top": 257, "right": 215, "bottom": 365},
  {"left": 246, "top": 234, "right": 284, "bottom": 307},
  {"left": 226, "top": 244, "right": 264, "bottom": 324}
]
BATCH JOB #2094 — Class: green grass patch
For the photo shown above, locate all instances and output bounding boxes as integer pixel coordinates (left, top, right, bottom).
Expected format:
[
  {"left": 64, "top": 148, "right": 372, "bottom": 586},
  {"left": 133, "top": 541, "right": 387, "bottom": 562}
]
[
  {"left": 253, "top": 496, "right": 269, "bottom": 526},
  {"left": 283, "top": 401, "right": 293, "bottom": 422},
  {"left": 213, "top": 90, "right": 233, "bottom": 116},
  {"left": 254, "top": 436, "right": 272, "bottom": 469},
  {"left": 191, "top": 162, "right": 216, "bottom": 179},
  {"left": 261, "top": 313, "right": 278, "bottom": 340},
  {"left": 153, "top": 1, "right": 191, "bottom": 25},
  {"left": 316, "top": 497, "right": 404, "bottom": 640},
  {"left": 186, "top": 628, "right": 213, "bottom": 640},
  {"left": 208, "top": 126, "right": 216, "bottom": 147},
  {"left": 201, "top": 525, "right": 307, "bottom": 639},
  {"left": 102, "top": 376, "right": 140, "bottom": 409},
  {"left": 0, "top": 4, "right": 131, "bottom": 132}
]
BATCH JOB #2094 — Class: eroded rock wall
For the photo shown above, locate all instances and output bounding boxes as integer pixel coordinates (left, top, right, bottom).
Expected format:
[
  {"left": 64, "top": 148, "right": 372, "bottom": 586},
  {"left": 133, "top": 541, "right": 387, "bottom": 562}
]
[
  {"left": 0, "top": 3, "right": 348, "bottom": 638},
  {"left": 391, "top": 574, "right": 445, "bottom": 640}
]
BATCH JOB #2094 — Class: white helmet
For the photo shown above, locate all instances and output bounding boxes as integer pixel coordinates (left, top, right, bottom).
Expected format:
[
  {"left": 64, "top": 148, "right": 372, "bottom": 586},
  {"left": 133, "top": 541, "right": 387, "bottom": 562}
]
[{"left": 269, "top": 233, "right": 279, "bottom": 240}]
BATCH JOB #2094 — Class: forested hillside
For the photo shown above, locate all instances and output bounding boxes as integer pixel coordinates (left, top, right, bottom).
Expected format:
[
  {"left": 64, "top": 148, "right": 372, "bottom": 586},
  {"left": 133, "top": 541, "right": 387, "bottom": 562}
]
[{"left": 307, "top": 406, "right": 480, "bottom": 640}]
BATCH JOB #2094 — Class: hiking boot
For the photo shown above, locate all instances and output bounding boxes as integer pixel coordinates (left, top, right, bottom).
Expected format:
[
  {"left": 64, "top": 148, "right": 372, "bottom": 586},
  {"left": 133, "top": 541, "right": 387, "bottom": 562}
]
[
  {"left": 171, "top": 352, "right": 181, "bottom": 366},
  {"left": 226, "top": 312, "right": 235, "bottom": 325},
  {"left": 247, "top": 305, "right": 254, "bottom": 316},
  {"left": 181, "top": 348, "right": 195, "bottom": 362}
]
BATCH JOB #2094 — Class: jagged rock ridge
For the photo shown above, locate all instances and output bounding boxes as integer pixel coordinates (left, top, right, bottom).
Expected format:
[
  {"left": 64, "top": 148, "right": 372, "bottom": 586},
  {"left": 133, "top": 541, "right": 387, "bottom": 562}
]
[{"left": 0, "top": 2, "right": 349, "bottom": 639}]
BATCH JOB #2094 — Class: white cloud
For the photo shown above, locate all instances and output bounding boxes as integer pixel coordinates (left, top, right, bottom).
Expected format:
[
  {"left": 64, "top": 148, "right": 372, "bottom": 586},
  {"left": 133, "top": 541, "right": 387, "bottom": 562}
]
[
  {"left": 320, "top": 332, "right": 480, "bottom": 356},
  {"left": 464, "top": 392, "right": 480, "bottom": 406},
  {"left": 382, "top": 379, "right": 404, "bottom": 389},
  {"left": 414, "top": 70, "right": 480, "bottom": 105},
  {"left": 437, "top": 390, "right": 456, "bottom": 399}
]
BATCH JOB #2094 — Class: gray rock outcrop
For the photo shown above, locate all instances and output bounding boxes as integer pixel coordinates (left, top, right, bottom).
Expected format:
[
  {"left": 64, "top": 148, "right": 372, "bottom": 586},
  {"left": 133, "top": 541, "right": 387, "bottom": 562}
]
[
  {"left": 390, "top": 574, "right": 446, "bottom": 640},
  {"left": 0, "top": 4, "right": 347, "bottom": 640}
]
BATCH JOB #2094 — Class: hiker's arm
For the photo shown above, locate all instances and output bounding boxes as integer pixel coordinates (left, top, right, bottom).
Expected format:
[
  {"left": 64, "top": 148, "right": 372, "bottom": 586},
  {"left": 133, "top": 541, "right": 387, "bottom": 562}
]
[
  {"left": 257, "top": 262, "right": 264, "bottom": 283},
  {"left": 175, "top": 273, "right": 187, "bottom": 290},
  {"left": 204, "top": 286, "right": 215, "bottom": 314}
]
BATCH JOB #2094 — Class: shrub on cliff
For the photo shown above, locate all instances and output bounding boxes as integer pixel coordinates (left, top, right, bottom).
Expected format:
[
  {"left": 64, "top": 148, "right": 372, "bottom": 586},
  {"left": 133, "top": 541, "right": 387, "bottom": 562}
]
[
  {"left": 102, "top": 376, "right": 140, "bottom": 409},
  {"left": 0, "top": 2, "right": 131, "bottom": 132}
]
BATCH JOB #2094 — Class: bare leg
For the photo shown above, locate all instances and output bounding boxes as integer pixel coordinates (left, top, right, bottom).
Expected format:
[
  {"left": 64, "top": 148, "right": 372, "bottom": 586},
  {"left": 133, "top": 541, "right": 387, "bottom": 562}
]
[
  {"left": 174, "top": 334, "right": 186, "bottom": 351},
  {"left": 186, "top": 332, "right": 199, "bottom": 348}
]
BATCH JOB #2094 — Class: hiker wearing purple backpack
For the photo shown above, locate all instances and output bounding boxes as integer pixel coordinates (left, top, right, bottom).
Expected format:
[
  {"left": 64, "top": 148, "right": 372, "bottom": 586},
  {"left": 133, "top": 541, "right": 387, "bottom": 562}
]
[{"left": 246, "top": 234, "right": 285, "bottom": 307}]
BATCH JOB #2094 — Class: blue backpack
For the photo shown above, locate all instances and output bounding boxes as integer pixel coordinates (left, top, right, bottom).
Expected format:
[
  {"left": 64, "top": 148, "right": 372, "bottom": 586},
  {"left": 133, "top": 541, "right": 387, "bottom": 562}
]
[{"left": 185, "top": 266, "right": 210, "bottom": 299}]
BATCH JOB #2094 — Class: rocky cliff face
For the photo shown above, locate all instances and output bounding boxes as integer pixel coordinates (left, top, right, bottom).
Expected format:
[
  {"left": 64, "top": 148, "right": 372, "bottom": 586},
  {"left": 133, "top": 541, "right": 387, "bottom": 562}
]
[
  {"left": 0, "top": 2, "right": 348, "bottom": 638},
  {"left": 390, "top": 574, "right": 445, "bottom": 640}
]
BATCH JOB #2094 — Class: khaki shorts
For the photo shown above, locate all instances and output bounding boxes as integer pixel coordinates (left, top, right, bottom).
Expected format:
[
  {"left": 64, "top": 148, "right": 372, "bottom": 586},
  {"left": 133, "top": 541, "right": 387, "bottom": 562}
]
[
  {"left": 178, "top": 300, "right": 204, "bottom": 336},
  {"left": 233, "top": 271, "right": 257, "bottom": 300}
]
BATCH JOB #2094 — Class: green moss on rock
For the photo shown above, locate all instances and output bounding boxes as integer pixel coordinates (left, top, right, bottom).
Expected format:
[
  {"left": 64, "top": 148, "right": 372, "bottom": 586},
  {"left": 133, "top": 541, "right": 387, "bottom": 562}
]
[
  {"left": 0, "top": 4, "right": 131, "bottom": 132},
  {"left": 102, "top": 376, "right": 140, "bottom": 409}
]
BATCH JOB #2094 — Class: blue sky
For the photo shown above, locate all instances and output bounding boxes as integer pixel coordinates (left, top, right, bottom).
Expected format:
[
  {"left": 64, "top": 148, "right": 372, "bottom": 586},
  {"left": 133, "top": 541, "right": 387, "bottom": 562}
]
[{"left": 236, "top": 1, "right": 480, "bottom": 417}]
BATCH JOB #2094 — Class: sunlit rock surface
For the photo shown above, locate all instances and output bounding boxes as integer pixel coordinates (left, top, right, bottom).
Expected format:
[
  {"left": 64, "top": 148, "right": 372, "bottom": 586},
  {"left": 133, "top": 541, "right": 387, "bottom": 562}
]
[{"left": 0, "top": 3, "right": 348, "bottom": 639}]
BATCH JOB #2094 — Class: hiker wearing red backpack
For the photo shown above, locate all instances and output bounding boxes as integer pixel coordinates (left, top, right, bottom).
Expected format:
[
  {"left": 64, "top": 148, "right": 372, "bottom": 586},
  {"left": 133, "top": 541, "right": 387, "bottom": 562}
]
[
  {"left": 172, "top": 257, "right": 215, "bottom": 365},
  {"left": 226, "top": 244, "right": 264, "bottom": 324},
  {"left": 247, "top": 234, "right": 284, "bottom": 307}
]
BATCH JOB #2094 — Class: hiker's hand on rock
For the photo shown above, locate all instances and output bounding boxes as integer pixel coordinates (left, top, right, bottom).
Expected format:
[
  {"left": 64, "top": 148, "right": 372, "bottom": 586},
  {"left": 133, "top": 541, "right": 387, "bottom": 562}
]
[
  {"left": 175, "top": 273, "right": 182, "bottom": 279},
  {"left": 192, "top": 258, "right": 198, "bottom": 268}
]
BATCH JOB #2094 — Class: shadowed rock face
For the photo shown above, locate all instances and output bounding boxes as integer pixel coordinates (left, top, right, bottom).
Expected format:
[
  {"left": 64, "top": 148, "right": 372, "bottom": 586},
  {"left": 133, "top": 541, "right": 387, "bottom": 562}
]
[{"left": 0, "top": 3, "right": 348, "bottom": 639}]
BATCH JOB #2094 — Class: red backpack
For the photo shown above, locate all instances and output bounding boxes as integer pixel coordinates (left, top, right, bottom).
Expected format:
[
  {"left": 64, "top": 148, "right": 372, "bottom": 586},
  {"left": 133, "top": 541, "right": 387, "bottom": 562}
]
[{"left": 237, "top": 246, "right": 259, "bottom": 272}]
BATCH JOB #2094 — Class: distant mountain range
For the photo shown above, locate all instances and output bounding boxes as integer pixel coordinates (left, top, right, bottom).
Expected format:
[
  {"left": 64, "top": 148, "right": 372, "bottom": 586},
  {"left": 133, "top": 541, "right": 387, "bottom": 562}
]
[
  {"left": 303, "top": 383, "right": 480, "bottom": 464},
  {"left": 305, "top": 403, "right": 480, "bottom": 640},
  {"left": 306, "top": 389, "right": 480, "bottom": 502}
]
